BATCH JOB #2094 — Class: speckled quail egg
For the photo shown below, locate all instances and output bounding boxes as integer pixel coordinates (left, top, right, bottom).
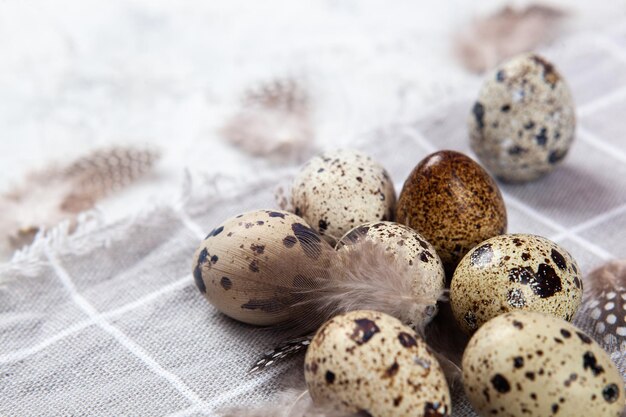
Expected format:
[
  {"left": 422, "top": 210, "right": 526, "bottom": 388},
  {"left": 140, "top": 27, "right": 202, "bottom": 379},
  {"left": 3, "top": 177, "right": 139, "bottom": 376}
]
[
  {"left": 192, "top": 209, "right": 331, "bottom": 326},
  {"left": 396, "top": 150, "right": 507, "bottom": 278},
  {"left": 305, "top": 310, "right": 451, "bottom": 417},
  {"left": 462, "top": 311, "right": 625, "bottom": 417},
  {"left": 450, "top": 234, "right": 582, "bottom": 333},
  {"left": 469, "top": 53, "right": 576, "bottom": 183},
  {"left": 336, "top": 221, "right": 446, "bottom": 300},
  {"left": 291, "top": 149, "right": 396, "bottom": 244}
]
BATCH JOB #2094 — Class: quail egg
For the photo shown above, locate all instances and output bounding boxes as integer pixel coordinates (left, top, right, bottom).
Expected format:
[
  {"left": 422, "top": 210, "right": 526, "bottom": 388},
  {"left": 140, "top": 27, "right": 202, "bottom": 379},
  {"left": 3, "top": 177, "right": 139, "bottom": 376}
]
[
  {"left": 469, "top": 53, "right": 576, "bottom": 182},
  {"left": 451, "top": 234, "right": 582, "bottom": 333},
  {"left": 291, "top": 149, "right": 396, "bottom": 244},
  {"left": 192, "top": 209, "right": 331, "bottom": 325},
  {"left": 305, "top": 310, "right": 451, "bottom": 417},
  {"left": 462, "top": 311, "right": 624, "bottom": 417},
  {"left": 396, "top": 150, "right": 507, "bottom": 277}
]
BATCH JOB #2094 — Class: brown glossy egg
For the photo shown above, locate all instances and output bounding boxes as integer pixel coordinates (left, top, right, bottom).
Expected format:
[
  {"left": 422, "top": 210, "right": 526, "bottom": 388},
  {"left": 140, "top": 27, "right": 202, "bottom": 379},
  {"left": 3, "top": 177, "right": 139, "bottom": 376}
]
[{"left": 396, "top": 150, "right": 507, "bottom": 276}]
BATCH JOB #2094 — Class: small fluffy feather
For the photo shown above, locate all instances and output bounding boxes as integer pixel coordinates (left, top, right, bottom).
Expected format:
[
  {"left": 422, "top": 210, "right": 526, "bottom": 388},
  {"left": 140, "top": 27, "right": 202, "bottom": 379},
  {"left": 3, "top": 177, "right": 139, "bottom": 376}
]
[
  {"left": 454, "top": 4, "right": 567, "bottom": 73},
  {"left": 0, "top": 146, "right": 159, "bottom": 258},
  {"left": 221, "top": 78, "right": 316, "bottom": 163},
  {"left": 304, "top": 240, "right": 444, "bottom": 334}
]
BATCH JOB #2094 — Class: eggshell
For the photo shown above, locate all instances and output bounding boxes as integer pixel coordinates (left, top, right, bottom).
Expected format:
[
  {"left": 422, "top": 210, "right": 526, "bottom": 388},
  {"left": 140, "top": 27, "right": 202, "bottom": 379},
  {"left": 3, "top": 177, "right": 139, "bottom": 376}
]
[
  {"left": 396, "top": 150, "right": 507, "bottom": 277},
  {"left": 451, "top": 234, "right": 582, "bottom": 333},
  {"left": 305, "top": 310, "right": 451, "bottom": 417},
  {"left": 469, "top": 53, "right": 576, "bottom": 183},
  {"left": 462, "top": 311, "right": 625, "bottom": 417},
  {"left": 336, "top": 221, "right": 445, "bottom": 299},
  {"left": 291, "top": 149, "right": 396, "bottom": 244},
  {"left": 192, "top": 209, "right": 330, "bottom": 325}
]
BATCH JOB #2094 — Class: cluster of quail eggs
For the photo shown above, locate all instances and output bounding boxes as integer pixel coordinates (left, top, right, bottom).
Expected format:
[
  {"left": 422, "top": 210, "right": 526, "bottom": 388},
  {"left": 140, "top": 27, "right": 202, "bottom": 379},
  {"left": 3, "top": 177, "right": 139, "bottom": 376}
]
[{"left": 192, "top": 53, "right": 623, "bottom": 417}]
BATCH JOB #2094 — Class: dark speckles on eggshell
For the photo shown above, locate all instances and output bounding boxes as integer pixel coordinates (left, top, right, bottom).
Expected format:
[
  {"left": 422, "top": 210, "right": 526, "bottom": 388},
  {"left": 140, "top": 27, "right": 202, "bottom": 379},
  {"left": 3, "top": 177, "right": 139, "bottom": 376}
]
[
  {"left": 603, "top": 384, "right": 619, "bottom": 403},
  {"left": 250, "top": 243, "right": 265, "bottom": 255},
  {"left": 576, "top": 332, "right": 592, "bottom": 344},
  {"left": 583, "top": 351, "right": 605, "bottom": 376},
  {"left": 249, "top": 259, "right": 259, "bottom": 272},
  {"left": 535, "top": 127, "right": 548, "bottom": 146},
  {"left": 350, "top": 318, "right": 380, "bottom": 345},
  {"left": 548, "top": 149, "right": 568, "bottom": 164},
  {"left": 325, "top": 370, "right": 335, "bottom": 384},
  {"left": 205, "top": 225, "right": 224, "bottom": 240},
  {"left": 220, "top": 277, "right": 232, "bottom": 290},
  {"left": 531, "top": 54, "right": 560, "bottom": 87},
  {"left": 423, "top": 402, "right": 449, "bottom": 417},
  {"left": 491, "top": 374, "right": 511, "bottom": 393},
  {"left": 470, "top": 243, "right": 493, "bottom": 267},
  {"left": 193, "top": 248, "right": 209, "bottom": 293},
  {"left": 397, "top": 332, "right": 417, "bottom": 348},
  {"left": 551, "top": 249, "right": 567, "bottom": 270},
  {"left": 384, "top": 361, "right": 400, "bottom": 378},
  {"left": 282, "top": 235, "right": 297, "bottom": 248},
  {"left": 267, "top": 211, "right": 286, "bottom": 218},
  {"left": 292, "top": 223, "right": 323, "bottom": 259},
  {"left": 473, "top": 102, "right": 485, "bottom": 129}
]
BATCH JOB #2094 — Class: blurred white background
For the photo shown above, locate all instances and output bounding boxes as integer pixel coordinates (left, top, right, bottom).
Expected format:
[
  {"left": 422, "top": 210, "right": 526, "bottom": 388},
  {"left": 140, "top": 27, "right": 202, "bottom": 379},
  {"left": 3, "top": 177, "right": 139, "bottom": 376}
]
[{"left": 1, "top": 0, "right": 625, "bottom": 223}]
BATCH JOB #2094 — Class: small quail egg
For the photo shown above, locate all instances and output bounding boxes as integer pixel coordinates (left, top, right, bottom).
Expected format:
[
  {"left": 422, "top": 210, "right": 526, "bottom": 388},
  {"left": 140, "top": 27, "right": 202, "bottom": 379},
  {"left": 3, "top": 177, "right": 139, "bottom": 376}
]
[
  {"left": 396, "top": 150, "right": 507, "bottom": 277},
  {"left": 469, "top": 53, "right": 576, "bottom": 182},
  {"left": 451, "top": 234, "right": 582, "bottom": 333},
  {"left": 337, "top": 221, "right": 446, "bottom": 300},
  {"left": 192, "top": 209, "right": 331, "bottom": 325},
  {"left": 462, "top": 311, "right": 625, "bottom": 417},
  {"left": 291, "top": 149, "right": 396, "bottom": 244},
  {"left": 305, "top": 310, "right": 451, "bottom": 417}
]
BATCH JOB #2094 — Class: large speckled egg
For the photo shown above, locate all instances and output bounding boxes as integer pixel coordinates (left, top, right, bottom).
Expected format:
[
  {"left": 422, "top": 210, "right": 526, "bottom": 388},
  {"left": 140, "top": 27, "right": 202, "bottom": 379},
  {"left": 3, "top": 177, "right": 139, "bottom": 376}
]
[
  {"left": 305, "top": 310, "right": 451, "bottom": 417},
  {"left": 469, "top": 53, "right": 576, "bottom": 183},
  {"left": 396, "top": 150, "right": 507, "bottom": 277},
  {"left": 463, "top": 311, "right": 624, "bottom": 417},
  {"left": 291, "top": 149, "right": 396, "bottom": 244},
  {"left": 336, "top": 221, "right": 446, "bottom": 300},
  {"left": 192, "top": 209, "right": 331, "bottom": 326},
  {"left": 451, "top": 234, "right": 582, "bottom": 333}
]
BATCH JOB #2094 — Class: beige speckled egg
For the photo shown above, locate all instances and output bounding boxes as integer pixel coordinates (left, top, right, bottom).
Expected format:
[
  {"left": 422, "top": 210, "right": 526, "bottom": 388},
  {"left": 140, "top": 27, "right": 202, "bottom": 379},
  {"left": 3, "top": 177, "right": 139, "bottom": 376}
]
[
  {"left": 469, "top": 53, "right": 576, "bottom": 183},
  {"left": 463, "top": 311, "right": 625, "bottom": 417},
  {"left": 291, "top": 149, "right": 396, "bottom": 244},
  {"left": 336, "top": 221, "right": 446, "bottom": 299},
  {"left": 192, "top": 209, "right": 331, "bottom": 326},
  {"left": 305, "top": 310, "right": 451, "bottom": 417},
  {"left": 450, "top": 234, "right": 582, "bottom": 333}
]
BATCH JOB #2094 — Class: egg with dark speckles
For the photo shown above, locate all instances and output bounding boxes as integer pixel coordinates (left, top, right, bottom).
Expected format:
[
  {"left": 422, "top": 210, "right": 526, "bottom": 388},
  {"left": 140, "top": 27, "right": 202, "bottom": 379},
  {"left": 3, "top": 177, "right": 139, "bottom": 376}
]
[
  {"left": 469, "top": 53, "right": 576, "bottom": 183},
  {"left": 305, "top": 310, "right": 451, "bottom": 417},
  {"left": 192, "top": 209, "right": 331, "bottom": 325},
  {"left": 451, "top": 234, "right": 582, "bottom": 333},
  {"left": 291, "top": 149, "right": 396, "bottom": 244},
  {"left": 396, "top": 150, "right": 507, "bottom": 277},
  {"left": 336, "top": 221, "right": 446, "bottom": 299},
  {"left": 463, "top": 311, "right": 624, "bottom": 417}
]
